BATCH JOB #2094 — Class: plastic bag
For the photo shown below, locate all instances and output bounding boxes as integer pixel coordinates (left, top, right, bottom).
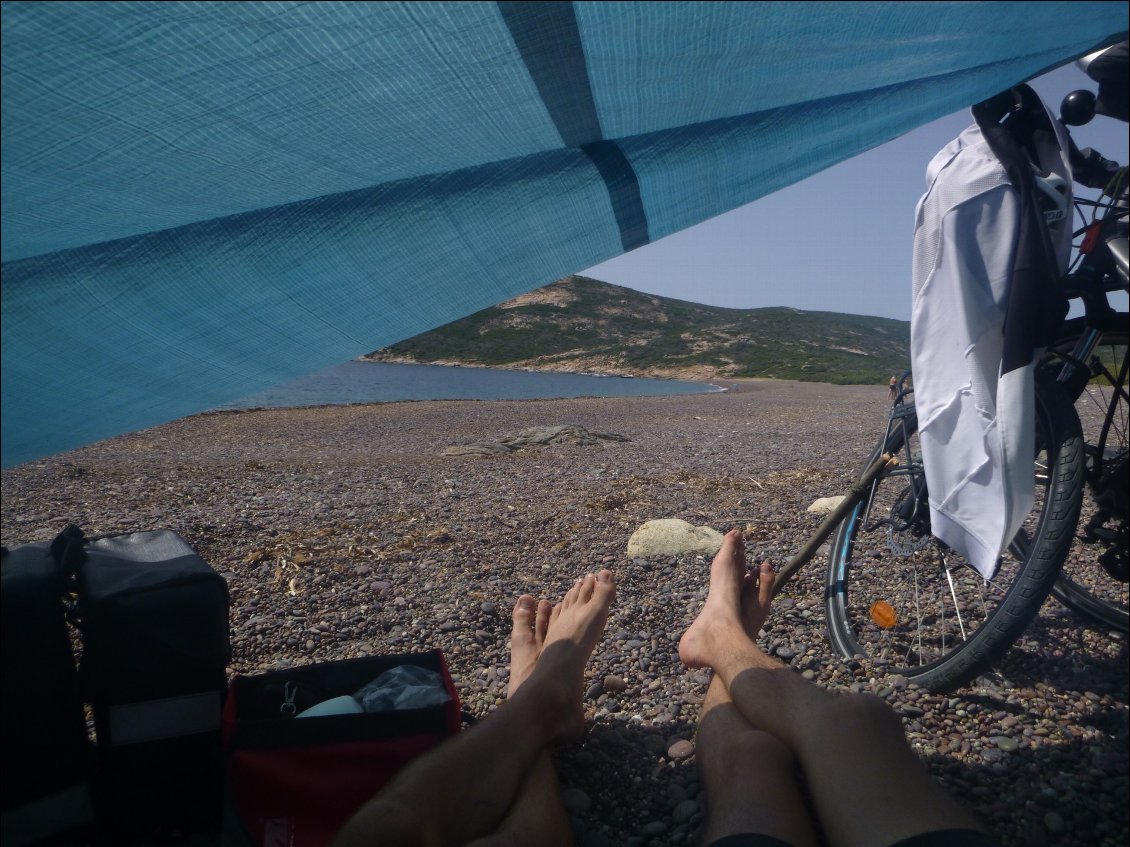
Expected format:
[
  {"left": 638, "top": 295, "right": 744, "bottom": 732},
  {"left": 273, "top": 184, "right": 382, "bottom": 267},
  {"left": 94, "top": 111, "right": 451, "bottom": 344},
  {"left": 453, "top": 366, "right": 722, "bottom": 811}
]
[{"left": 353, "top": 665, "right": 452, "bottom": 712}]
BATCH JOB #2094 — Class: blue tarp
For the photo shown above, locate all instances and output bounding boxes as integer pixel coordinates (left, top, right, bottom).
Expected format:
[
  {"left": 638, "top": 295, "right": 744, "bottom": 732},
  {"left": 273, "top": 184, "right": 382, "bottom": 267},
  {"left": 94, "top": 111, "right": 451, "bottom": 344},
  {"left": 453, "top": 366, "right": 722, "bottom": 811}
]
[{"left": 2, "top": 1, "right": 1126, "bottom": 467}]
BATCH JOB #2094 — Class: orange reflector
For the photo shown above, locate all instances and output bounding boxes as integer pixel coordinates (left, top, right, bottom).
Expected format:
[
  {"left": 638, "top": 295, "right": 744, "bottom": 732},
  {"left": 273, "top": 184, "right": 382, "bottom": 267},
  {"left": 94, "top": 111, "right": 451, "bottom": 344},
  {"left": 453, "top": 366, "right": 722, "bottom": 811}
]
[
  {"left": 870, "top": 600, "right": 897, "bottom": 629},
  {"left": 1080, "top": 222, "right": 1103, "bottom": 255}
]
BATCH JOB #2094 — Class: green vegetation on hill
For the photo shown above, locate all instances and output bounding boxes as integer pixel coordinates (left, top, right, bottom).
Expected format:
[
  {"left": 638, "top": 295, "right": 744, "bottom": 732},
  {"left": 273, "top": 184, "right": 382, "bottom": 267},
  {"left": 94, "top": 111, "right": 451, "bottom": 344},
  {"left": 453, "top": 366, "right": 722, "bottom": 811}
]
[{"left": 369, "top": 275, "right": 911, "bottom": 385}]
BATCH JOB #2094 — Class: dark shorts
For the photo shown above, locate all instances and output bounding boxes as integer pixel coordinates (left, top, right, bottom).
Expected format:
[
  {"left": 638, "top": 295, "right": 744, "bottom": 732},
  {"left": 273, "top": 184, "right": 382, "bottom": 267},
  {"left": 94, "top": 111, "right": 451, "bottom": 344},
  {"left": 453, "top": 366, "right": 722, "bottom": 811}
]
[{"left": 706, "top": 830, "right": 1002, "bottom": 847}]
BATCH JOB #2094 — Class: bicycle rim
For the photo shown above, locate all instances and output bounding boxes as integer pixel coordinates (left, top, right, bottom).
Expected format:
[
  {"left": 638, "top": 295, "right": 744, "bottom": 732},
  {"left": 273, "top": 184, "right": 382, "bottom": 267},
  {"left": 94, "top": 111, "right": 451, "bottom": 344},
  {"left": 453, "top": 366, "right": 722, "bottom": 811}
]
[
  {"left": 1048, "top": 319, "right": 1129, "bottom": 631},
  {"left": 825, "top": 382, "right": 1083, "bottom": 692}
]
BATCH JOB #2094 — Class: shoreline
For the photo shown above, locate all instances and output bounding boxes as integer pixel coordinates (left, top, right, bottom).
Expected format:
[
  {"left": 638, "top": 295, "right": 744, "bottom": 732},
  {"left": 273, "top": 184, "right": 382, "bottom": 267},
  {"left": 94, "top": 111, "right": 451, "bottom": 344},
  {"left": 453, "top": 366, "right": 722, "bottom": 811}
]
[
  {"left": 2, "top": 384, "right": 1125, "bottom": 847},
  {"left": 360, "top": 353, "right": 765, "bottom": 387}
]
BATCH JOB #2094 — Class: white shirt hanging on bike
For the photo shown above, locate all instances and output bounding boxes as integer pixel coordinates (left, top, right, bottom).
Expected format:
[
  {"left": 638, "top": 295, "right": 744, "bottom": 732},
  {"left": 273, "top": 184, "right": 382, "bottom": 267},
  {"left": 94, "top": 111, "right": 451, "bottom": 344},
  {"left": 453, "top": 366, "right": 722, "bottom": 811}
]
[{"left": 910, "top": 99, "right": 1072, "bottom": 579}]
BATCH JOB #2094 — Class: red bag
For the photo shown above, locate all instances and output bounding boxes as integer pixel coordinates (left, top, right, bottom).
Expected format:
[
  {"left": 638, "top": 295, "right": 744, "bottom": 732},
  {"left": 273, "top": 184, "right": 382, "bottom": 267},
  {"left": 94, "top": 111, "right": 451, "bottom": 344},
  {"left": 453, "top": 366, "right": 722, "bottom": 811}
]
[{"left": 224, "top": 650, "right": 461, "bottom": 847}]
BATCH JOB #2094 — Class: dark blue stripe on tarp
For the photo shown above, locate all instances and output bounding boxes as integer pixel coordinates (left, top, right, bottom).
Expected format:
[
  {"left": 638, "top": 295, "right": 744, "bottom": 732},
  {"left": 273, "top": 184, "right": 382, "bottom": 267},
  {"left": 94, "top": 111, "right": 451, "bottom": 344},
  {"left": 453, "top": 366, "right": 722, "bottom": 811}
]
[
  {"left": 498, "top": 0, "right": 601, "bottom": 147},
  {"left": 580, "top": 140, "right": 650, "bottom": 252},
  {"left": 499, "top": 0, "right": 650, "bottom": 251}
]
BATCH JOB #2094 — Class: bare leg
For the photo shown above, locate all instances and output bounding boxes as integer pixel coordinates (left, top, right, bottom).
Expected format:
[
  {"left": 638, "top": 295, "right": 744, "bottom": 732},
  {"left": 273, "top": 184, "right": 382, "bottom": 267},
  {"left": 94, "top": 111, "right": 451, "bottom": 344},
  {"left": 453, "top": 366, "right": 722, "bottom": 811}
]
[
  {"left": 467, "top": 597, "right": 573, "bottom": 847},
  {"left": 696, "top": 675, "right": 820, "bottom": 847},
  {"left": 333, "top": 571, "right": 615, "bottom": 847},
  {"left": 680, "top": 531, "right": 985, "bottom": 847},
  {"left": 696, "top": 532, "right": 819, "bottom": 847}
]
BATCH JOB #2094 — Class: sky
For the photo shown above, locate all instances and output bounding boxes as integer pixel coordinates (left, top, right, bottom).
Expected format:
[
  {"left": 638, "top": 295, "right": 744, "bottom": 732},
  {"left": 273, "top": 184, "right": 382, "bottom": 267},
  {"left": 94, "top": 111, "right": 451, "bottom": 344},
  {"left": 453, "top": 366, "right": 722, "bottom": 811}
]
[{"left": 582, "top": 62, "right": 1128, "bottom": 322}]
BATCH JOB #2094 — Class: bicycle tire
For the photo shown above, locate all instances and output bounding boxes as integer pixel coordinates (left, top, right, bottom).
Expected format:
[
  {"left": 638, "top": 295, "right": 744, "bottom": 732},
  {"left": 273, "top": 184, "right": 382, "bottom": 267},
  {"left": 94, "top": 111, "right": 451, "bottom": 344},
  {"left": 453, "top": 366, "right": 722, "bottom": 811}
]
[
  {"left": 824, "top": 379, "right": 1084, "bottom": 692},
  {"left": 1046, "top": 316, "right": 1129, "bottom": 632}
]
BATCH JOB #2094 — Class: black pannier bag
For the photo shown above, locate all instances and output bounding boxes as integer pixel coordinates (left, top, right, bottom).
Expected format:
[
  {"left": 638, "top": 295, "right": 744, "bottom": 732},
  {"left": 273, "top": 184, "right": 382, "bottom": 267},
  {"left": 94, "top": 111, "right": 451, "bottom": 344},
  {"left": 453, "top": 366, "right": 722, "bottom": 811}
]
[
  {"left": 0, "top": 542, "right": 95, "bottom": 847},
  {"left": 71, "top": 529, "right": 231, "bottom": 837}
]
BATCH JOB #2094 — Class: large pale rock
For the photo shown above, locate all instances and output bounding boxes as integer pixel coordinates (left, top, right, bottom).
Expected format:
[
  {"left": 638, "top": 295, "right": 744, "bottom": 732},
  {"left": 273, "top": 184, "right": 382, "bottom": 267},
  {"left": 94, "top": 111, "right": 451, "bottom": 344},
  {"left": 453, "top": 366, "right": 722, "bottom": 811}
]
[
  {"left": 443, "top": 443, "right": 509, "bottom": 456},
  {"left": 807, "top": 496, "right": 845, "bottom": 515},
  {"left": 627, "top": 519, "right": 724, "bottom": 558},
  {"left": 444, "top": 425, "right": 628, "bottom": 456}
]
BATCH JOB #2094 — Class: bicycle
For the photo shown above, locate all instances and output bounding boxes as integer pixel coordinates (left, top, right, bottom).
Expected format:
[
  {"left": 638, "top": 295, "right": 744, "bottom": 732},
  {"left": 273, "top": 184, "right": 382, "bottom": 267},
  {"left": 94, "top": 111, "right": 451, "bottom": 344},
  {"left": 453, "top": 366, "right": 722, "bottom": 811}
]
[{"left": 821, "top": 85, "right": 1128, "bottom": 692}]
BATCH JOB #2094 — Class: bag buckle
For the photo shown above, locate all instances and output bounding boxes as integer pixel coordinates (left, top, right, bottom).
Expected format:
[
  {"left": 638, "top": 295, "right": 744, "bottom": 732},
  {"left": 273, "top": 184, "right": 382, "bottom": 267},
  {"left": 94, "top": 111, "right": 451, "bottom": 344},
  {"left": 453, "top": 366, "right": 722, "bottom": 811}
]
[{"left": 280, "top": 681, "right": 297, "bottom": 717}]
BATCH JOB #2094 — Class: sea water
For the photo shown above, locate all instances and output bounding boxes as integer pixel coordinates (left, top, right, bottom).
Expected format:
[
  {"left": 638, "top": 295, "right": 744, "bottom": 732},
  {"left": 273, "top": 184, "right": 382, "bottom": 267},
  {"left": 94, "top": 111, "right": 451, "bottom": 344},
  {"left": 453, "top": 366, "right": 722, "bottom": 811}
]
[{"left": 219, "top": 360, "right": 722, "bottom": 410}]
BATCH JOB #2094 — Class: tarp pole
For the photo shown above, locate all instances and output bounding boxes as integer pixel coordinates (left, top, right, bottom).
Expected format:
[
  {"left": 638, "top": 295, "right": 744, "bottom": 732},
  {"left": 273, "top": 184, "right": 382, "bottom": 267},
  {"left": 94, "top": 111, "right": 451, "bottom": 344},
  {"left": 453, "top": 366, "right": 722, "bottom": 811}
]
[{"left": 772, "top": 453, "right": 897, "bottom": 595}]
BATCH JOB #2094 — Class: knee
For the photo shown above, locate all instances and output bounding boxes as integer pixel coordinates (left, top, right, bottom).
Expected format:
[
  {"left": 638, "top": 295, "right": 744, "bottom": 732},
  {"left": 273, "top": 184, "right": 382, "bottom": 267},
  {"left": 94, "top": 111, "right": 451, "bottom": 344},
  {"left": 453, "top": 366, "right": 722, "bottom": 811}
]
[
  {"left": 704, "top": 727, "right": 795, "bottom": 775},
  {"left": 333, "top": 794, "right": 427, "bottom": 847},
  {"left": 734, "top": 727, "right": 795, "bottom": 764},
  {"left": 816, "top": 692, "right": 904, "bottom": 740}
]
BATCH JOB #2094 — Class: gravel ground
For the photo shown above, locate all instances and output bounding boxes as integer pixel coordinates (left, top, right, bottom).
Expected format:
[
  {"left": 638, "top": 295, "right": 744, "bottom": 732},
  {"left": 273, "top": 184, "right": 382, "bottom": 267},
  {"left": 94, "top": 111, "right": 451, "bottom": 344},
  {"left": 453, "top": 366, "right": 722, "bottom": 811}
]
[{"left": 2, "top": 380, "right": 1126, "bottom": 847}]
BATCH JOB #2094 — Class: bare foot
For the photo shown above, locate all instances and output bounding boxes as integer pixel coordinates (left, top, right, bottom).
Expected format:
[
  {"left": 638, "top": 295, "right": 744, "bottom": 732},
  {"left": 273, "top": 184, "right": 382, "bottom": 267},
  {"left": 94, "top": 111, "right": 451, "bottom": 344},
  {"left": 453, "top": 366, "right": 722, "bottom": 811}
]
[
  {"left": 509, "top": 595, "right": 553, "bottom": 695},
  {"left": 520, "top": 571, "right": 616, "bottom": 741},
  {"left": 679, "top": 529, "right": 750, "bottom": 669}
]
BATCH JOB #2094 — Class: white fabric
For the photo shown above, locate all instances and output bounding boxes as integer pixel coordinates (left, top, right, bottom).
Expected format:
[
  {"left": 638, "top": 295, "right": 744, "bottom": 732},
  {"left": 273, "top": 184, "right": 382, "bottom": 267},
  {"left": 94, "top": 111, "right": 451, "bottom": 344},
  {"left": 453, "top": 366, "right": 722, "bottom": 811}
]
[{"left": 910, "top": 112, "right": 1072, "bottom": 578}]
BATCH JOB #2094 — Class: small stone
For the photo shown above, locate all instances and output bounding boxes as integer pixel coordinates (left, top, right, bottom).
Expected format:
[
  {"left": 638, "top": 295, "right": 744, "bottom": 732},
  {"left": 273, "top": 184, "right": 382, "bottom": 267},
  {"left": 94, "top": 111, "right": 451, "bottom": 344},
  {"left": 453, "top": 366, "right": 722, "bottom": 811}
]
[
  {"left": 667, "top": 739, "right": 694, "bottom": 761},
  {"left": 1044, "top": 812, "right": 1068, "bottom": 835},
  {"left": 480, "top": 601, "right": 498, "bottom": 615},
  {"left": 585, "top": 681, "right": 604, "bottom": 701},
  {"left": 992, "top": 736, "right": 1019, "bottom": 753},
  {"left": 639, "top": 821, "right": 667, "bottom": 837},
  {"left": 672, "top": 799, "right": 698, "bottom": 823},
  {"left": 561, "top": 787, "right": 592, "bottom": 814},
  {"left": 603, "top": 675, "right": 628, "bottom": 692}
]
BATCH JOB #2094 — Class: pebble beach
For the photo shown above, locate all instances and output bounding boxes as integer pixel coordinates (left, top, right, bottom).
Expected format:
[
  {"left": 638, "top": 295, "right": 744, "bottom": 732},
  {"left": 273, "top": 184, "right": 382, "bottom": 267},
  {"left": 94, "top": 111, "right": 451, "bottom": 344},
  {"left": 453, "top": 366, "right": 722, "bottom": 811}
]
[{"left": 1, "top": 379, "right": 1126, "bottom": 847}]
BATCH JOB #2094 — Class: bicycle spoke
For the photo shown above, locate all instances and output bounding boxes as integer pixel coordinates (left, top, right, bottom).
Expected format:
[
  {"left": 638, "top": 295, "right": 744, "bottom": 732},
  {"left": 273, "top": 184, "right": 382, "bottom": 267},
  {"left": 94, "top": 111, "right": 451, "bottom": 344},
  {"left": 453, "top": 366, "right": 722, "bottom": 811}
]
[
  {"left": 913, "top": 567, "right": 923, "bottom": 663},
  {"left": 941, "top": 552, "right": 968, "bottom": 642}
]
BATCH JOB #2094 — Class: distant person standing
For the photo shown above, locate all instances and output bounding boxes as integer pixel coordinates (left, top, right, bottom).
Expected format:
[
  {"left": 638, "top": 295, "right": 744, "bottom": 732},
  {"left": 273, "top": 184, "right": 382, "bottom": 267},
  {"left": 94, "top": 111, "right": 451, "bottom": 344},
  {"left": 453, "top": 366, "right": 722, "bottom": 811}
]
[{"left": 887, "top": 374, "right": 898, "bottom": 403}]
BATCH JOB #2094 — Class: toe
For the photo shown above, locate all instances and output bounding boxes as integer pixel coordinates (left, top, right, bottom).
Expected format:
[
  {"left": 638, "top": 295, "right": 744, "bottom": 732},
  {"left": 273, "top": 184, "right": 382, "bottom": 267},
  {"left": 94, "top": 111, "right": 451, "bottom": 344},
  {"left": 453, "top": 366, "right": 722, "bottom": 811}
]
[
  {"left": 535, "top": 599, "right": 552, "bottom": 645},
  {"left": 512, "top": 595, "right": 536, "bottom": 627},
  {"left": 511, "top": 595, "right": 537, "bottom": 646},
  {"left": 758, "top": 561, "right": 775, "bottom": 605},
  {"left": 578, "top": 573, "right": 596, "bottom": 602},
  {"left": 591, "top": 571, "right": 616, "bottom": 609},
  {"left": 715, "top": 529, "right": 743, "bottom": 565}
]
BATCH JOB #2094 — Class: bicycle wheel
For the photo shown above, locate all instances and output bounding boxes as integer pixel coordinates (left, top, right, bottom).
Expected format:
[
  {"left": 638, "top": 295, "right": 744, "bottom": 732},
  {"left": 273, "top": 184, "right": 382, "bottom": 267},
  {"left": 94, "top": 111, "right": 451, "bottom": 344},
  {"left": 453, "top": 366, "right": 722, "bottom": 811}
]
[
  {"left": 825, "top": 380, "right": 1084, "bottom": 692},
  {"left": 1046, "top": 317, "right": 1129, "bottom": 631}
]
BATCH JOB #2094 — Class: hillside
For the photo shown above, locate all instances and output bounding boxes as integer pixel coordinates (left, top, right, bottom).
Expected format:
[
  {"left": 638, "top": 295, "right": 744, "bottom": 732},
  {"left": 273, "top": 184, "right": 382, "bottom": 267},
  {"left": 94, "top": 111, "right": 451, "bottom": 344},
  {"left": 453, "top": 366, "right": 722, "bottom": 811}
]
[{"left": 367, "top": 275, "right": 910, "bottom": 384}]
